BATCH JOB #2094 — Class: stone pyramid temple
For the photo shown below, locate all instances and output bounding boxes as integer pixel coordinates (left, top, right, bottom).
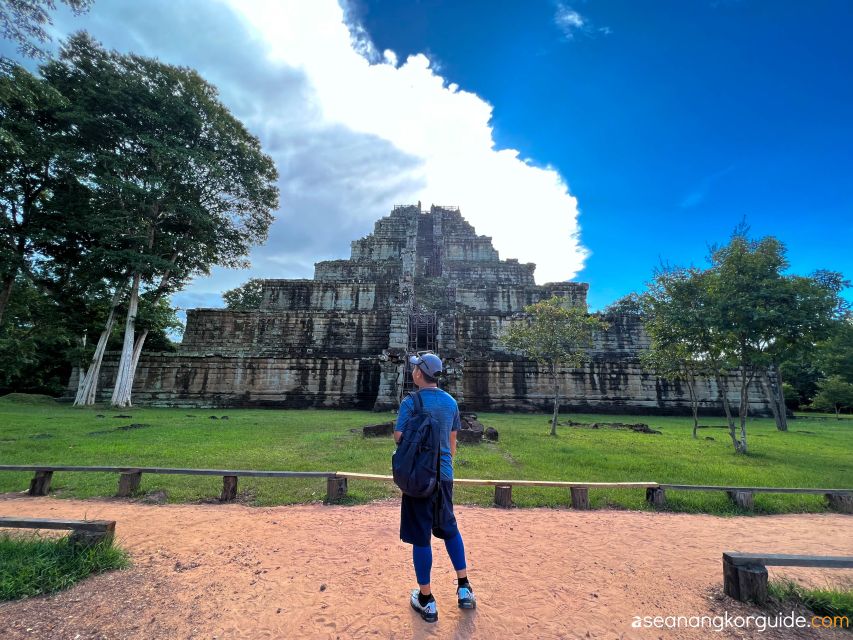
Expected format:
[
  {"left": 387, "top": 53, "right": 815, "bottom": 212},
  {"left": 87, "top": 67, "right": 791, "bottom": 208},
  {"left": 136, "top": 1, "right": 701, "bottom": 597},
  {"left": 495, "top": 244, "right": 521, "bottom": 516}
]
[{"left": 82, "top": 203, "right": 771, "bottom": 414}]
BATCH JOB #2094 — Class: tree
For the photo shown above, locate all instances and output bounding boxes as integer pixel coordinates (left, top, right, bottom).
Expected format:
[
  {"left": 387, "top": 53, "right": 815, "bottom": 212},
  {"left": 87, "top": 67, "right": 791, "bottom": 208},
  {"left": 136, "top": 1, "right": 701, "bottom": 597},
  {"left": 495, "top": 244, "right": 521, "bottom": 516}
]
[
  {"left": 641, "top": 228, "right": 845, "bottom": 450},
  {"left": 42, "top": 34, "right": 279, "bottom": 406},
  {"left": 0, "top": 274, "right": 74, "bottom": 393},
  {"left": 760, "top": 271, "right": 848, "bottom": 431},
  {"left": 781, "top": 382, "right": 799, "bottom": 410},
  {"left": 223, "top": 278, "right": 264, "bottom": 310},
  {"left": 0, "top": 63, "right": 70, "bottom": 327},
  {"left": 817, "top": 319, "right": 853, "bottom": 384},
  {"left": 640, "top": 342, "right": 705, "bottom": 438},
  {"left": 0, "top": 0, "right": 93, "bottom": 58},
  {"left": 643, "top": 267, "right": 730, "bottom": 441},
  {"left": 501, "top": 295, "right": 609, "bottom": 436},
  {"left": 602, "top": 292, "right": 643, "bottom": 316},
  {"left": 704, "top": 232, "right": 794, "bottom": 451},
  {"left": 811, "top": 376, "right": 853, "bottom": 419}
]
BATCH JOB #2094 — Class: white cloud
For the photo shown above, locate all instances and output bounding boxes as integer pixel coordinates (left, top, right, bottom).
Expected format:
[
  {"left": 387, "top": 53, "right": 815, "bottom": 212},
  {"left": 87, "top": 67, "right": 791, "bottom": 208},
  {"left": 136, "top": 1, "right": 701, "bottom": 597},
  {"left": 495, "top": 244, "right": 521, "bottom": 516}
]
[
  {"left": 554, "top": 3, "right": 585, "bottom": 39},
  {"left": 553, "top": 3, "right": 611, "bottom": 41},
  {"left": 44, "top": 0, "right": 587, "bottom": 312},
  {"left": 225, "top": 0, "right": 588, "bottom": 284}
]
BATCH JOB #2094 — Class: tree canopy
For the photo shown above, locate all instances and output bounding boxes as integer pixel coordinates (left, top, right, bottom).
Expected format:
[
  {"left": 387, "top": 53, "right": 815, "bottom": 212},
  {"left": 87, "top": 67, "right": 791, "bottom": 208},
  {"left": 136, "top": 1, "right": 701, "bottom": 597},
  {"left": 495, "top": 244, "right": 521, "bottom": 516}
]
[
  {"left": 223, "top": 278, "right": 265, "bottom": 310},
  {"left": 502, "top": 295, "right": 608, "bottom": 436},
  {"left": 641, "top": 230, "right": 846, "bottom": 452},
  {"left": 0, "top": 34, "right": 279, "bottom": 402},
  {"left": 0, "top": 0, "right": 93, "bottom": 58}
]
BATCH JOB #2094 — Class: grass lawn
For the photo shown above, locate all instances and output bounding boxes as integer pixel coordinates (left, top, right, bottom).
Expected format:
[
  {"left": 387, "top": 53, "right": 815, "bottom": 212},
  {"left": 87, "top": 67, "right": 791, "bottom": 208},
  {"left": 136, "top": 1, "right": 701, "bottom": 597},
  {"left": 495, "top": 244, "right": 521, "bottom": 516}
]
[
  {"left": 0, "top": 533, "right": 129, "bottom": 601},
  {"left": 768, "top": 579, "right": 853, "bottom": 622},
  {"left": 0, "top": 394, "right": 851, "bottom": 514}
]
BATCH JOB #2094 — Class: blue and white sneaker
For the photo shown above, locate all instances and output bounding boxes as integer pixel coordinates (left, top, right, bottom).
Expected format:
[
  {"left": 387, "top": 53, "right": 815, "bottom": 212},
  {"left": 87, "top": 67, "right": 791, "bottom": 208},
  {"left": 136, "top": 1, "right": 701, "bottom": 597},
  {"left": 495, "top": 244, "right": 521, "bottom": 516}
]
[
  {"left": 457, "top": 582, "right": 476, "bottom": 609},
  {"left": 410, "top": 589, "right": 438, "bottom": 622}
]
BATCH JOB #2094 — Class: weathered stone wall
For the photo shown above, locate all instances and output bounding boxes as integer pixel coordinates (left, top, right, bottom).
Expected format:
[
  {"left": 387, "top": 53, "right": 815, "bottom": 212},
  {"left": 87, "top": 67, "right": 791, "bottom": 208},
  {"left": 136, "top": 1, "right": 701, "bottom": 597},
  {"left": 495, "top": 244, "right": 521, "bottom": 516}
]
[
  {"left": 180, "top": 310, "right": 391, "bottom": 357},
  {"left": 456, "top": 358, "right": 770, "bottom": 415},
  {"left": 313, "top": 259, "right": 401, "bottom": 282},
  {"left": 442, "top": 260, "right": 536, "bottom": 285},
  {"left": 452, "top": 283, "right": 588, "bottom": 314},
  {"left": 260, "top": 280, "right": 394, "bottom": 311},
  {"left": 83, "top": 354, "right": 381, "bottom": 408},
  {"left": 350, "top": 205, "right": 416, "bottom": 261},
  {"left": 444, "top": 312, "right": 772, "bottom": 415}
]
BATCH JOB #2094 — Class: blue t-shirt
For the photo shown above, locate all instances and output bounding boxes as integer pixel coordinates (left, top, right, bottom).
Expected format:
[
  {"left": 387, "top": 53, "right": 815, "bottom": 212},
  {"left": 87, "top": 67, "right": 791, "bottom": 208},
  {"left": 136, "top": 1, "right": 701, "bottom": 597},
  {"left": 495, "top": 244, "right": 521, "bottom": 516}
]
[{"left": 394, "top": 388, "right": 461, "bottom": 481}]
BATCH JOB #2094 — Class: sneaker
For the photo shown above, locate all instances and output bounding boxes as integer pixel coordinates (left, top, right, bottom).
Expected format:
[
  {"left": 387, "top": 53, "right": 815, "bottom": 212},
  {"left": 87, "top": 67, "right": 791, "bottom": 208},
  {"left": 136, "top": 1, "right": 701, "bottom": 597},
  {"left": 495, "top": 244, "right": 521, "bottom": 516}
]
[
  {"left": 457, "top": 582, "right": 476, "bottom": 609},
  {"left": 410, "top": 589, "right": 438, "bottom": 622}
]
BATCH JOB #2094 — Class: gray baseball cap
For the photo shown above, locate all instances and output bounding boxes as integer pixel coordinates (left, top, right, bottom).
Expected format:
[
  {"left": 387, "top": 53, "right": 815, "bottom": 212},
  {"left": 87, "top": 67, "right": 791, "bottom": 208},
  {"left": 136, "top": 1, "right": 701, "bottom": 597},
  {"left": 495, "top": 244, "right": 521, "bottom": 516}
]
[{"left": 409, "top": 353, "right": 443, "bottom": 377}]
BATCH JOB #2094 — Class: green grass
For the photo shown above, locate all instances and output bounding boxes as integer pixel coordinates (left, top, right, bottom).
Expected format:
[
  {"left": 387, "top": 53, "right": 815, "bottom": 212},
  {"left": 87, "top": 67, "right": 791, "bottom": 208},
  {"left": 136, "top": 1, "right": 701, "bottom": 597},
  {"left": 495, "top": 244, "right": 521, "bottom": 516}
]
[
  {"left": 0, "top": 396, "right": 851, "bottom": 513},
  {"left": 0, "top": 533, "right": 129, "bottom": 601},
  {"left": 769, "top": 579, "right": 853, "bottom": 623}
]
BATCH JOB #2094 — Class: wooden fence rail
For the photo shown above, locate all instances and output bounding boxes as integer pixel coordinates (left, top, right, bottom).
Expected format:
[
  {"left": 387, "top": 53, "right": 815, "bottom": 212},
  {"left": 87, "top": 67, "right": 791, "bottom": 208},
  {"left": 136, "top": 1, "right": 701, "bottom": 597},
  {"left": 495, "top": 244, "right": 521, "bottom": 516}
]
[
  {"left": 0, "top": 465, "right": 850, "bottom": 512},
  {"left": 0, "top": 516, "right": 115, "bottom": 546}
]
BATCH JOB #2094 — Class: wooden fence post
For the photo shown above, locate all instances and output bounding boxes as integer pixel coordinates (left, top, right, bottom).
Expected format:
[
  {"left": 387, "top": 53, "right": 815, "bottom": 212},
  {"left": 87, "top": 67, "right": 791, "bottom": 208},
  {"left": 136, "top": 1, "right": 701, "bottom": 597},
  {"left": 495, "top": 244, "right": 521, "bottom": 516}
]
[
  {"left": 28, "top": 470, "right": 53, "bottom": 496},
  {"left": 723, "top": 556, "right": 768, "bottom": 604},
  {"left": 117, "top": 472, "right": 142, "bottom": 497},
  {"left": 570, "top": 487, "right": 589, "bottom": 509},
  {"left": 220, "top": 475, "right": 238, "bottom": 502},
  {"left": 326, "top": 477, "right": 348, "bottom": 502},
  {"left": 494, "top": 485, "right": 512, "bottom": 508},
  {"left": 70, "top": 522, "right": 116, "bottom": 547},
  {"left": 727, "top": 490, "right": 754, "bottom": 510},
  {"left": 826, "top": 493, "right": 853, "bottom": 514},
  {"left": 646, "top": 487, "right": 666, "bottom": 507}
]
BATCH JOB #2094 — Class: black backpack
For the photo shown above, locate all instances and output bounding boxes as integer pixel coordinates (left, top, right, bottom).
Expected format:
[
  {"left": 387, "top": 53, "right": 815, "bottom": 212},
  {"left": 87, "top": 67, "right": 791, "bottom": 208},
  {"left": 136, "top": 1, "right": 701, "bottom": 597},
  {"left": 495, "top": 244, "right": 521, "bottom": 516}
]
[{"left": 391, "top": 391, "right": 441, "bottom": 498}]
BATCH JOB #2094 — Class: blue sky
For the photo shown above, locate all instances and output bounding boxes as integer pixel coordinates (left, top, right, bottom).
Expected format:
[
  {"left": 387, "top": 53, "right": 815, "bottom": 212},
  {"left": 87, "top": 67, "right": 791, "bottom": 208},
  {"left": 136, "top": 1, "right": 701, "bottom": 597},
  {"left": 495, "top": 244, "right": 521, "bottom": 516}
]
[
  {"left": 5, "top": 0, "right": 852, "bottom": 313},
  {"left": 351, "top": 0, "right": 853, "bottom": 308}
]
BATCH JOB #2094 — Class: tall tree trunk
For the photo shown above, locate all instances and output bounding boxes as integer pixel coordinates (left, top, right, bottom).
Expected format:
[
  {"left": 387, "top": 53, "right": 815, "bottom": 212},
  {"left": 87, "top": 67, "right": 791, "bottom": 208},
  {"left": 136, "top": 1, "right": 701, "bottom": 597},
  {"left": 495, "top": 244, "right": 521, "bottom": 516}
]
[
  {"left": 685, "top": 368, "right": 699, "bottom": 438},
  {"left": 770, "top": 363, "right": 788, "bottom": 431},
  {"left": 550, "top": 363, "right": 560, "bottom": 436},
  {"left": 715, "top": 371, "right": 740, "bottom": 452},
  {"left": 75, "top": 334, "right": 87, "bottom": 397},
  {"left": 74, "top": 285, "right": 126, "bottom": 406},
  {"left": 760, "top": 371, "right": 782, "bottom": 432},
  {"left": 0, "top": 271, "right": 16, "bottom": 327},
  {"left": 129, "top": 329, "right": 149, "bottom": 381},
  {"left": 737, "top": 365, "right": 750, "bottom": 454},
  {"left": 110, "top": 256, "right": 176, "bottom": 407},
  {"left": 110, "top": 272, "right": 141, "bottom": 407}
]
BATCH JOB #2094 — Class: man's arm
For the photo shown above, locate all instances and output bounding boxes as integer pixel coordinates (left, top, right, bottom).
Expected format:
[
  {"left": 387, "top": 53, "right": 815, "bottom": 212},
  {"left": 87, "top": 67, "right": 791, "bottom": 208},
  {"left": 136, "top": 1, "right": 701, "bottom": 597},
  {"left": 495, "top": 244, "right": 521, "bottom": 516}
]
[
  {"left": 450, "top": 406, "right": 461, "bottom": 457},
  {"left": 393, "top": 397, "right": 412, "bottom": 444}
]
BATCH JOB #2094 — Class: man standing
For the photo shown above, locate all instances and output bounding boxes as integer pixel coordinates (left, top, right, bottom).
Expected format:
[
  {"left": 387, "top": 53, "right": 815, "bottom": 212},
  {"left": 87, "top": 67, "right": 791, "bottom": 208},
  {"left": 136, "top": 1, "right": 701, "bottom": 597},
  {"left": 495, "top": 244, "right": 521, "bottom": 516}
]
[{"left": 394, "top": 353, "right": 476, "bottom": 623}]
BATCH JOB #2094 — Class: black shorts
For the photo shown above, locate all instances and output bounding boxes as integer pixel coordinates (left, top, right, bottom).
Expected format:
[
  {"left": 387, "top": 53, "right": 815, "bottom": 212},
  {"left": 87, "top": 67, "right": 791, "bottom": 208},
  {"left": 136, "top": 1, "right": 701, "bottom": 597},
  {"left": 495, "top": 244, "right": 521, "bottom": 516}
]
[{"left": 400, "top": 479, "right": 460, "bottom": 547}]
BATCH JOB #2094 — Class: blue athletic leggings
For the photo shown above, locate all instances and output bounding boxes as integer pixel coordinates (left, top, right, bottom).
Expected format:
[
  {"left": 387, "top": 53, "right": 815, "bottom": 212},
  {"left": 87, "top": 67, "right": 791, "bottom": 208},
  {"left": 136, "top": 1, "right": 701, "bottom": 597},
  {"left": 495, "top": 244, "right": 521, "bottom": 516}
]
[{"left": 413, "top": 532, "right": 467, "bottom": 585}]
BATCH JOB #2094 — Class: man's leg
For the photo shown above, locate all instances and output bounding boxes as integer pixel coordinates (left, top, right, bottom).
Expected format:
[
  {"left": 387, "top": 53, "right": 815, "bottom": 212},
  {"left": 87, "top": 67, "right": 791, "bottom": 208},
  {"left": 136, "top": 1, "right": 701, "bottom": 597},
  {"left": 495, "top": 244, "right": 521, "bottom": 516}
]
[
  {"left": 444, "top": 531, "right": 475, "bottom": 608},
  {"left": 413, "top": 544, "right": 433, "bottom": 596},
  {"left": 410, "top": 544, "right": 438, "bottom": 621},
  {"left": 443, "top": 531, "right": 467, "bottom": 579}
]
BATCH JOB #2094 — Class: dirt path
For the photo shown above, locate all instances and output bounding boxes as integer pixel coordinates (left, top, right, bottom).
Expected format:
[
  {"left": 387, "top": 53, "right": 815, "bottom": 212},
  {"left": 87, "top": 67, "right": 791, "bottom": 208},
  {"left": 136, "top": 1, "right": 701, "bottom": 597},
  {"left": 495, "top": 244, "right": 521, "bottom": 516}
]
[{"left": 0, "top": 495, "right": 851, "bottom": 639}]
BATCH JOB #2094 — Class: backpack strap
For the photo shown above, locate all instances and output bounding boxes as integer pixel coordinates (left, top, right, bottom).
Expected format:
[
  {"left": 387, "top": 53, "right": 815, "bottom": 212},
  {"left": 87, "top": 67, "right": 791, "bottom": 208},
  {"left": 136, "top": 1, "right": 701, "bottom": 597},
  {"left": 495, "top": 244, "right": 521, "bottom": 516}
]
[
  {"left": 409, "top": 390, "right": 441, "bottom": 496},
  {"left": 410, "top": 390, "right": 424, "bottom": 415}
]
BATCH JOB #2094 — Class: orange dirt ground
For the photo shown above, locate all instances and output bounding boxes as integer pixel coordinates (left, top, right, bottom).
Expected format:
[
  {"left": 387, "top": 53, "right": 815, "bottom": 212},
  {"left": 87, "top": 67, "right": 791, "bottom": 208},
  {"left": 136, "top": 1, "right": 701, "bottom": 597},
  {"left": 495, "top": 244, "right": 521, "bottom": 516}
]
[{"left": 0, "top": 494, "right": 851, "bottom": 639}]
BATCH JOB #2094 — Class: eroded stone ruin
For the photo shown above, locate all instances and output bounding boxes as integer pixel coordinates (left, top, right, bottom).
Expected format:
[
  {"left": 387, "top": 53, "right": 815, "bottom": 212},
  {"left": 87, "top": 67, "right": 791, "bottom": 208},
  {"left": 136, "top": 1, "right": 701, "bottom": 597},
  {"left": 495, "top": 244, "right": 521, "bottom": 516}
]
[{"left": 77, "top": 203, "right": 771, "bottom": 414}]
